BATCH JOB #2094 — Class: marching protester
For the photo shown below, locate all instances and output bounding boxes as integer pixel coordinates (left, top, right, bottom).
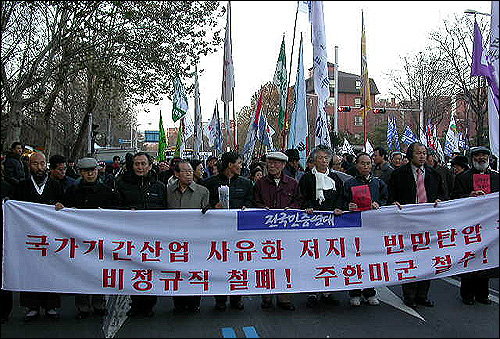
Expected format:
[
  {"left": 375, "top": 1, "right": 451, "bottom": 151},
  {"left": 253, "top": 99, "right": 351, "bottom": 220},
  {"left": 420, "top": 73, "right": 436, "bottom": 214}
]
[
  {"left": 115, "top": 152, "right": 167, "bottom": 318},
  {"left": 49, "top": 154, "right": 76, "bottom": 194},
  {"left": 425, "top": 148, "right": 454, "bottom": 200},
  {"left": 283, "top": 148, "right": 305, "bottom": 182},
  {"left": 166, "top": 159, "right": 209, "bottom": 314},
  {"left": 56, "top": 157, "right": 119, "bottom": 319},
  {"left": 65, "top": 159, "right": 79, "bottom": 179},
  {"left": 390, "top": 151, "right": 403, "bottom": 169},
  {"left": 343, "top": 152, "right": 388, "bottom": 307},
  {"left": 372, "top": 146, "right": 393, "bottom": 186},
  {"left": 203, "top": 155, "right": 218, "bottom": 179},
  {"left": 201, "top": 151, "right": 253, "bottom": 311},
  {"left": 3, "top": 141, "right": 27, "bottom": 188},
  {"left": 450, "top": 154, "right": 469, "bottom": 177},
  {"left": 330, "top": 154, "right": 354, "bottom": 183},
  {"left": 451, "top": 146, "right": 499, "bottom": 306},
  {"left": 388, "top": 142, "right": 445, "bottom": 308},
  {"left": 254, "top": 151, "right": 302, "bottom": 311},
  {"left": 249, "top": 166, "right": 264, "bottom": 186},
  {"left": 17, "top": 152, "right": 64, "bottom": 320},
  {"left": 189, "top": 158, "right": 205, "bottom": 184},
  {"left": 298, "top": 145, "right": 344, "bottom": 308}
]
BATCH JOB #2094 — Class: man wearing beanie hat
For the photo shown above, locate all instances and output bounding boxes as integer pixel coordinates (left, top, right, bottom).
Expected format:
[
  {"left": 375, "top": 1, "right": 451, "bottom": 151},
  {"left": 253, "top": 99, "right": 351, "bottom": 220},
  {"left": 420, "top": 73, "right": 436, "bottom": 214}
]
[
  {"left": 254, "top": 151, "right": 302, "bottom": 311},
  {"left": 284, "top": 149, "right": 305, "bottom": 182},
  {"left": 452, "top": 146, "right": 498, "bottom": 306}
]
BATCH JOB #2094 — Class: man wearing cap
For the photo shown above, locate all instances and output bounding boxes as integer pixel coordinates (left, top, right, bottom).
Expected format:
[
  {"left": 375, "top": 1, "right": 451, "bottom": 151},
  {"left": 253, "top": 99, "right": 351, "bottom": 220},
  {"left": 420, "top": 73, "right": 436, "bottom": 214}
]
[
  {"left": 451, "top": 146, "right": 498, "bottom": 306},
  {"left": 254, "top": 151, "right": 302, "bottom": 311},
  {"left": 284, "top": 149, "right": 304, "bottom": 182},
  {"left": 57, "top": 157, "right": 119, "bottom": 319}
]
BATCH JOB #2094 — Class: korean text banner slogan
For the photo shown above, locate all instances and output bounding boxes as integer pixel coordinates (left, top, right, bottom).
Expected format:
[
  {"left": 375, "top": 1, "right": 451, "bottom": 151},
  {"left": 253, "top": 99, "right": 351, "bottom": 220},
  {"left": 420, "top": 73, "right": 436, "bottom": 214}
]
[{"left": 2, "top": 193, "right": 499, "bottom": 296}]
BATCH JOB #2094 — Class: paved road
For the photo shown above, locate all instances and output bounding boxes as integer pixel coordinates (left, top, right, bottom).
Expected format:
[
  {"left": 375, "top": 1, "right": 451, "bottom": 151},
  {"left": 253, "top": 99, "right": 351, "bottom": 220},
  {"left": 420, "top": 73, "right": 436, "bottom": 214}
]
[{"left": 2, "top": 276, "right": 498, "bottom": 338}]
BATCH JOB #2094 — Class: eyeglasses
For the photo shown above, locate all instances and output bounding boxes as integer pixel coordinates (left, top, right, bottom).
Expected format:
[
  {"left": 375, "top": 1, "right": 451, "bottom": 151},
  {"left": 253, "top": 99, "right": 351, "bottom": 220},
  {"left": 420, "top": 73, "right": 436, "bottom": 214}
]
[{"left": 179, "top": 169, "right": 193, "bottom": 173}]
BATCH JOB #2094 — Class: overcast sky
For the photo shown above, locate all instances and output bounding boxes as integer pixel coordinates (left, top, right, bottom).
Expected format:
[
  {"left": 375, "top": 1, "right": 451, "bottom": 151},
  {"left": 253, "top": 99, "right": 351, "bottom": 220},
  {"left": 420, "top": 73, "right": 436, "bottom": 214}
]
[{"left": 136, "top": 1, "right": 492, "bottom": 131}]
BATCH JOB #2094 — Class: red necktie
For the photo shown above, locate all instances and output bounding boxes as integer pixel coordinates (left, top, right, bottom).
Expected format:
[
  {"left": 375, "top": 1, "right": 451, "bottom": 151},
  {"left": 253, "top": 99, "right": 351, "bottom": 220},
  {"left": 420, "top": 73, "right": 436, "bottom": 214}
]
[{"left": 416, "top": 168, "right": 427, "bottom": 203}]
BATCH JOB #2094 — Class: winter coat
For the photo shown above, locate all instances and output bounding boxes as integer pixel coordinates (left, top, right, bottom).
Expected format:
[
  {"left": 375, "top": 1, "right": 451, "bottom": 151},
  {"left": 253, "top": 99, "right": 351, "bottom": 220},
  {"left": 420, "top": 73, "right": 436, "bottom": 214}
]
[
  {"left": 253, "top": 173, "right": 302, "bottom": 209},
  {"left": 343, "top": 174, "right": 388, "bottom": 210},
  {"left": 115, "top": 172, "right": 167, "bottom": 210},
  {"left": 298, "top": 171, "right": 345, "bottom": 211},
  {"left": 64, "top": 180, "right": 119, "bottom": 209},
  {"left": 201, "top": 173, "right": 253, "bottom": 209}
]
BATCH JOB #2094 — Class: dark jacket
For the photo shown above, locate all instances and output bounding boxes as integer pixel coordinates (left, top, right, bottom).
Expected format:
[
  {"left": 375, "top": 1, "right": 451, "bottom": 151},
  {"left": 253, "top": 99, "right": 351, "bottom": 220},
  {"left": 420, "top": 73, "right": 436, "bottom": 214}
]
[
  {"left": 64, "top": 180, "right": 119, "bottom": 209},
  {"left": 343, "top": 174, "right": 388, "bottom": 210},
  {"left": 55, "top": 176, "right": 76, "bottom": 194},
  {"left": 18, "top": 174, "right": 64, "bottom": 204},
  {"left": 201, "top": 173, "right": 253, "bottom": 209},
  {"left": 451, "top": 167, "right": 499, "bottom": 199},
  {"left": 3, "top": 153, "right": 26, "bottom": 186},
  {"left": 433, "top": 164, "right": 454, "bottom": 200},
  {"left": 298, "top": 171, "right": 344, "bottom": 211},
  {"left": 388, "top": 163, "right": 445, "bottom": 205},
  {"left": 372, "top": 161, "right": 394, "bottom": 186},
  {"left": 115, "top": 172, "right": 167, "bottom": 210},
  {"left": 254, "top": 173, "right": 302, "bottom": 209}
]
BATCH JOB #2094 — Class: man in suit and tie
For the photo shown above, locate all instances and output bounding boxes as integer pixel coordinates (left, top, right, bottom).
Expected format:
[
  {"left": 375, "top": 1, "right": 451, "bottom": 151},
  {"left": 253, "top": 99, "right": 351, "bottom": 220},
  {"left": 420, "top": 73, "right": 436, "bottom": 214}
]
[{"left": 388, "top": 142, "right": 445, "bottom": 308}]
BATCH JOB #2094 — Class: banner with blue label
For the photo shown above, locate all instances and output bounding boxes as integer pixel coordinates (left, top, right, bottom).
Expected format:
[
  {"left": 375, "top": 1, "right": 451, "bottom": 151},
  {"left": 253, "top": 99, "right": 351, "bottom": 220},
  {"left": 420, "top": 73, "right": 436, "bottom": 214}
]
[{"left": 237, "top": 209, "right": 362, "bottom": 231}]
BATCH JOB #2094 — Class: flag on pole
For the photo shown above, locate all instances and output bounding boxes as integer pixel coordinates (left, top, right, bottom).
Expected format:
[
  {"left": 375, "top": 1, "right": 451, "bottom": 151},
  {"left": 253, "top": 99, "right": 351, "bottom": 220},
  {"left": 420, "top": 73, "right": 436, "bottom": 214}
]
[
  {"left": 340, "top": 138, "right": 355, "bottom": 156},
  {"left": 436, "top": 139, "right": 445, "bottom": 164},
  {"left": 458, "top": 132, "right": 469, "bottom": 150},
  {"left": 204, "top": 101, "right": 223, "bottom": 154},
  {"left": 401, "top": 125, "right": 419, "bottom": 146},
  {"left": 471, "top": 6, "right": 499, "bottom": 159},
  {"left": 242, "top": 89, "right": 264, "bottom": 164},
  {"left": 288, "top": 33, "right": 308, "bottom": 169},
  {"left": 172, "top": 75, "right": 188, "bottom": 122},
  {"left": 361, "top": 10, "right": 373, "bottom": 118},
  {"left": 364, "top": 138, "right": 373, "bottom": 155},
  {"left": 258, "top": 112, "right": 275, "bottom": 151},
  {"left": 183, "top": 113, "right": 194, "bottom": 141},
  {"left": 274, "top": 35, "right": 287, "bottom": 132},
  {"left": 392, "top": 117, "right": 401, "bottom": 151},
  {"left": 444, "top": 115, "right": 459, "bottom": 157},
  {"left": 174, "top": 119, "right": 184, "bottom": 158},
  {"left": 387, "top": 115, "right": 394, "bottom": 151},
  {"left": 157, "top": 111, "right": 167, "bottom": 162},
  {"left": 221, "top": 1, "right": 234, "bottom": 104},
  {"left": 310, "top": 1, "right": 331, "bottom": 147},
  {"left": 425, "top": 122, "right": 436, "bottom": 150},
  {"left": 194, "top": 65, "right": 202, "bottom": 158},
  {"left": 297, "top": 1, "right": 310, "bottom": 14}
]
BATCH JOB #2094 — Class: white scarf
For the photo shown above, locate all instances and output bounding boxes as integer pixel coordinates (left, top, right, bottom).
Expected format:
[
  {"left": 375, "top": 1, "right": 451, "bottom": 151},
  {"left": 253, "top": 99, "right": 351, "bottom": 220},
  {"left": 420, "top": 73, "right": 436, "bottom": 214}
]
[{"left": 312, "top": 167, "right": 335, "bottom": 204}]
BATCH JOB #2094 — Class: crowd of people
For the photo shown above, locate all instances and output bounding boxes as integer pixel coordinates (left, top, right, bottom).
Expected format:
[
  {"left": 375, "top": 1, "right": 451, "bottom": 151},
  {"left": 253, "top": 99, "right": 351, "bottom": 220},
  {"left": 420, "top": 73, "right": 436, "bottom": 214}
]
[{"left": 1, "top": 140, "right": 498, "bottom": 323}]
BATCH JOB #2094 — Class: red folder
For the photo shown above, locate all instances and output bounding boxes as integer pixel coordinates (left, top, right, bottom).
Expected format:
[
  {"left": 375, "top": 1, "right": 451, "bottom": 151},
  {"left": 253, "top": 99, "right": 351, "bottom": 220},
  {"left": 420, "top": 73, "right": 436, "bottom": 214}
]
[
  {"left": 473, "top": 174, "right": 491, "bottom": 194},
  {"left": 351, "top": 185, "right": 372, "bottom": 211}
]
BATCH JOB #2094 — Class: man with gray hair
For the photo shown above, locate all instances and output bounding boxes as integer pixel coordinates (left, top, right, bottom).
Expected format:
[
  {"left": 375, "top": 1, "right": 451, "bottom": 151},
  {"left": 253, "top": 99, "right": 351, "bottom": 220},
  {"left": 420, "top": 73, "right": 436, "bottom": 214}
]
[{"left": 298, "top": 145, "right": 345, "bottom": 308}]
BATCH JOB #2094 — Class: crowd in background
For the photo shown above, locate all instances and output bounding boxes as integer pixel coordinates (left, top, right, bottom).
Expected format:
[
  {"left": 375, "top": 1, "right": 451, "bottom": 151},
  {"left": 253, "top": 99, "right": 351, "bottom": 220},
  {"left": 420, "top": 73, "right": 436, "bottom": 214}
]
[{"left": 1, "top": 140, "right": 498, "bottom": 323}]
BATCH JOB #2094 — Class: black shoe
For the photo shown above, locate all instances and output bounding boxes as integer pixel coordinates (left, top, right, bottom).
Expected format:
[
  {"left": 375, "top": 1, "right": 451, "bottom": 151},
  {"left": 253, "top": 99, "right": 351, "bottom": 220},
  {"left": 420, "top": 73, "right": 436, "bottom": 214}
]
[
  {"left": 416, "top": 298, "right": 434, "bottom": 307},
  {"left": 45, "top": 308, "right": 60, "bottom": 319},
  {"left": 75, "top": 311, "right": 90, "bottom": 320},
  {"left": 476, "top": 298, "right": 492, "bottom": 305},
  {"left": 306, "top": 295, "right": 320, "bottom": 308},
  {"left": 93, "top": 308, "right": 107, "bottom": 317},
  {"left": 261, "top": 300, "right": 273, "bottom": 309},
  {"left": 404, "top": 300, "right": 417, "bottom": 308},
  {"left": 230, "top": 300, "right": 244, "bottom": 310},
  {"left": 321, "top": 294, "right": 340, "bottom": 306},
  {"left": 462, "top": 298, "right": 475, "bottom": 305},
  {"left": 214, "top": 302, "right": 227, "bottom": 312},
  {"left": 277, "top": 302, "right": 295, "bottom": 311},
  {"left": 24, "top": 308, "right": 40, "bottom": 322}
]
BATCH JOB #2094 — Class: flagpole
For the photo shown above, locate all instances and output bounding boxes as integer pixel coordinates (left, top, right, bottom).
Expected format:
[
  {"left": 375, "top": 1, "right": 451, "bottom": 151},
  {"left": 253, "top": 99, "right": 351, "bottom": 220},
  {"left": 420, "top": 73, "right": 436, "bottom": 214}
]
[{"left": 282, "top": 2, "right": 299, "bottom": 151}]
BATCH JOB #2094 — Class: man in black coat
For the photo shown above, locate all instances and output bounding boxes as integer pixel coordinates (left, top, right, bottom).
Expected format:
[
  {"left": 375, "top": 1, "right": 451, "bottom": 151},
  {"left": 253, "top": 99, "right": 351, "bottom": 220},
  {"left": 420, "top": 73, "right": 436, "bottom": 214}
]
[
  {"left": 3, "top": 142, "right": 27, "bottom": 188},
  {"left": 57, "top": 157, "right": 119, "bottom": 319},
  {"left": 17, "top": 152, "right": 64, "bottom": 320},
  {"left": 451, "top": 146, "right": 499, "bottom": 305},
  {"left": 115, "top": 152, "right": 167, "bottom": 317},
  {"left": 388, "top": 142, "right": 445, "bottom": 308},
  {"left": 200, "top": 151, "right": 253, "bottom": 311}
]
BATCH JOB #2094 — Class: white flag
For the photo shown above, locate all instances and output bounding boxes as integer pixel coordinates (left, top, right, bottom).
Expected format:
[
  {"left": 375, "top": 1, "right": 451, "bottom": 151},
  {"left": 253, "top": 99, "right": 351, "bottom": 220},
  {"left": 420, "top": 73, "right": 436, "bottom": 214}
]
[
  {"left": 364, "top": 138, "right": 373, "bottom": 155},
  {"left": 183, "top": 113, "right": 194, "bottom": 141},
  {"left": 341, "top": 138, "right": 355, "bottom": 156},
  {"left": 288, "top": 34, "right": 308, "bottom": 169},
  {"left": 444, "top": 115, "right": 459, "bottom": 157},
  {"left": 310, "top": 1, "right": 331, "bottom": 147},
  {"left": 221, "top": 1, "right": 234, "bottom": 103}
]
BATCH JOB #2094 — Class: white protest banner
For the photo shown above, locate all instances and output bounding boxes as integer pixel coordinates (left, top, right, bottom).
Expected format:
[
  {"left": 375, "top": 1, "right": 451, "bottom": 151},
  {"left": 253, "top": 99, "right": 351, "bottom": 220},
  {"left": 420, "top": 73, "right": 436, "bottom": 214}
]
[{"left": 2, "top": 194, "right": 498, "bottom": 296}]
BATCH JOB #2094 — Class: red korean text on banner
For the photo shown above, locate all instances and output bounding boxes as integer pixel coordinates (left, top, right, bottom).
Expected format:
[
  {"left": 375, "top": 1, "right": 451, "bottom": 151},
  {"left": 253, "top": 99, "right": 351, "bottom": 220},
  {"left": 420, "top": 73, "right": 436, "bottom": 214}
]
[
  {"left": 351, "top": 185, "right": 372, "bottom": 211},
  {"left": 473, "top": 174, "right": 491, "bottom": 194}
]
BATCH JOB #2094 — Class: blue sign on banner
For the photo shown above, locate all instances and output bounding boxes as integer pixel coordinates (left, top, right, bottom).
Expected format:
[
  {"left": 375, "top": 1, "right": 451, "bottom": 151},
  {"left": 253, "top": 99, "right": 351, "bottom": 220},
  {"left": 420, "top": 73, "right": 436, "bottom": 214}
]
[{"left": 237, "top": 209, "right": 362, "bottom": 231}]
